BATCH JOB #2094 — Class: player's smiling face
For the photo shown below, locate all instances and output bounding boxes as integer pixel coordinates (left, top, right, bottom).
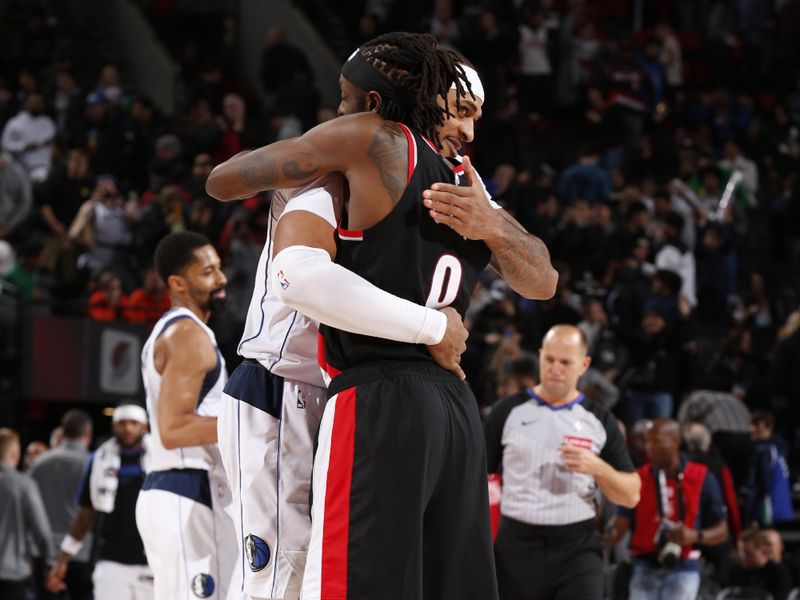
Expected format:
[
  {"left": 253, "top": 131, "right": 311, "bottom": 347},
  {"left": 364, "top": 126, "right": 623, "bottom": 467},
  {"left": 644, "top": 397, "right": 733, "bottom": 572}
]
[{"left": 436, "top": 89, "right": 483, "bottom": 157}]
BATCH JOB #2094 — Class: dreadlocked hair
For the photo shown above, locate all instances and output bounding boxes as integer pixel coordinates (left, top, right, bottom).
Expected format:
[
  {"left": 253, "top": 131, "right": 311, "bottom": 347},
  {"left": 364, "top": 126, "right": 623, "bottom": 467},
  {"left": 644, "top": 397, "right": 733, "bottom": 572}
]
[{"left": 358, "top": 32, "right": 473, "bottom": 146}]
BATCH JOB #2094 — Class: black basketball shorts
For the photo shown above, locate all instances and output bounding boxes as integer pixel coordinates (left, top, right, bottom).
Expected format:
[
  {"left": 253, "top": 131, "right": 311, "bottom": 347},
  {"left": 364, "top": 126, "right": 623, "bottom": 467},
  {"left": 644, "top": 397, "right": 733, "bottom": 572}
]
[{"left": 301, "top": 360, "right": 498, "bottom": 600}]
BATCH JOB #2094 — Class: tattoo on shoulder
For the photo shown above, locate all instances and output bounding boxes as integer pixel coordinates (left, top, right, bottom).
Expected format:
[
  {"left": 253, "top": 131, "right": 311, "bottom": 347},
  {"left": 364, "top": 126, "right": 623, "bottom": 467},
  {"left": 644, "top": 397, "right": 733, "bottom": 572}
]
[
  {"left": 281, "top": 153, "right": 320, "bottom": 181},
  {"left": 367, "top": 121, "right": 407, "bottom": 203},
  {"left": 241, "top": 153, "right": 278, "bottom": 189}
]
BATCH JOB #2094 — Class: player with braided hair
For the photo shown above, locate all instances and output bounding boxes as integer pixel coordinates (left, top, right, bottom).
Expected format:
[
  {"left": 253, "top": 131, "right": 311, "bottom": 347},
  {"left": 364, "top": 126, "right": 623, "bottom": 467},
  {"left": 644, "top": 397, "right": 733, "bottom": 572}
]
[
  {"left": 209, "top": 31, "right": 555, "bottom": 600},
  {"left": 347, "top": 32, "right": 474, "bottom": 143}
]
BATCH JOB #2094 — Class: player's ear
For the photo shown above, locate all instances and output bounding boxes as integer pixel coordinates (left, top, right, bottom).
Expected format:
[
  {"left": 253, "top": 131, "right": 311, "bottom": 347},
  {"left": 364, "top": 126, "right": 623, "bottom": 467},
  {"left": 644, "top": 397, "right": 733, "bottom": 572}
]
[
  {"left": 167, "top": 273, "right": 185, "bottom": 294},
  {"left": 366, "top": 91, "right": 382, "bottom": 113}
]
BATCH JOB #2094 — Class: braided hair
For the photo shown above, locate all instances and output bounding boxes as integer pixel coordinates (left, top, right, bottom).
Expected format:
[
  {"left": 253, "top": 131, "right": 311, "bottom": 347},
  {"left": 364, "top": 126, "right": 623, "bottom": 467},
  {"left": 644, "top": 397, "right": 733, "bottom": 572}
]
[{"left": 357, "top": 32, "right": 473, "bottom": 145}]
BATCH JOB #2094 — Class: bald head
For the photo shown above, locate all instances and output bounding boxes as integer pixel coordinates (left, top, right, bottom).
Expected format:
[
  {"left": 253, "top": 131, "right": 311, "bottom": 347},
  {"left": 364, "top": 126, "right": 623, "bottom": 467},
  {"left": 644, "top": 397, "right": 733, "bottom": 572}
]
[
  {"left": 651, "top": 418, "right": 681, "bottom": 439},
  {"left": 646, "top": 418, "right": 681, "bottom": 469},
  {"left": 537, "top": 324, "right": 591, "bottom": 405},
  {"left": 542, "top": 325, "right": 588, "bottom": 356}
]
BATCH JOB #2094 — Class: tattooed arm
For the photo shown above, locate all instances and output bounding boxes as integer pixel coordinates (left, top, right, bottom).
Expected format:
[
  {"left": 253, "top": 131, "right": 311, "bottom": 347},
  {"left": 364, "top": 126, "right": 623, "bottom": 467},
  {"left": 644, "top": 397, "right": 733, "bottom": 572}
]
[
  {"left": 486, "top": 211, "right": 558, "bottom": 300},
  {"left": 422, "top": 156, "right": 558, "bottom": 300},
  {"left": 205, "top": 112, "right": 381, "bottom": 202}
]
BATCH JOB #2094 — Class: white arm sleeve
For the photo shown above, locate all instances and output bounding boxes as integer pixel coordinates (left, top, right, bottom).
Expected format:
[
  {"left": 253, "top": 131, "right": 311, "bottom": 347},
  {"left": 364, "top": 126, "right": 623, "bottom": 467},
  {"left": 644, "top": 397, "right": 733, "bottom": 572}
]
[{"left": 273, "top": 245, "right": 447, "bottom": 345}]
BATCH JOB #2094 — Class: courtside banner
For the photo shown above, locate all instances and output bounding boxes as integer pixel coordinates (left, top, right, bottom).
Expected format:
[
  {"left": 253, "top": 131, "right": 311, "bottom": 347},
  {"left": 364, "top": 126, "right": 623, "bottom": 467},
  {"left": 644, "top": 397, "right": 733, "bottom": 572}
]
[
  {"left": 86, "top": 320, "right": 148, "bottom": 401},
  {"left": 98, "top": 328, "right": 141, "bottom": 395},
  {"left": 22, "top": 315, "right": 147, "bottom": 402}
]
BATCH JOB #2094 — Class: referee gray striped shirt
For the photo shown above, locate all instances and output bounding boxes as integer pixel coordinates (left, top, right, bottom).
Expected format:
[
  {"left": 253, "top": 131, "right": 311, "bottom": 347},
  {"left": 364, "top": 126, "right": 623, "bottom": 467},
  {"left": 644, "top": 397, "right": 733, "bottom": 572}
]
[{"left": 485, "top": 389, "right": 634, "bottom": 526}]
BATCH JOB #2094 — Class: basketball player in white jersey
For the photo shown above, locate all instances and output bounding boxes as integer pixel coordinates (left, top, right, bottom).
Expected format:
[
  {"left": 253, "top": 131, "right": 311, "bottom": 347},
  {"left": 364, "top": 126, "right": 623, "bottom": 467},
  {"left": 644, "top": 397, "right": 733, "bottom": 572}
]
[{"left": 136, "top": 231, "right": 241, "bottom": 600}]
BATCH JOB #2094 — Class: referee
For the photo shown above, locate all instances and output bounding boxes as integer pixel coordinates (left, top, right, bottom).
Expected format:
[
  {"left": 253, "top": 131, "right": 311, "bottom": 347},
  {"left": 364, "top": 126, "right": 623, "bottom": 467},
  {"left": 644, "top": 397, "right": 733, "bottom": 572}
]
[{"left": 485, "top": 325, "right": 640, "bottom": 600}]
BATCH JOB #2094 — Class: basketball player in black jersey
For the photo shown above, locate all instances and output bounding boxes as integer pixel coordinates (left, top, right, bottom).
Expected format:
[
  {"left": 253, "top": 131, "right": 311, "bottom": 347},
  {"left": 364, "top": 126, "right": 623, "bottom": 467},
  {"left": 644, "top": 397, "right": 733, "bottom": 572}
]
[{"left": 207, "top": 34, "right": 557, "bottom": 600}]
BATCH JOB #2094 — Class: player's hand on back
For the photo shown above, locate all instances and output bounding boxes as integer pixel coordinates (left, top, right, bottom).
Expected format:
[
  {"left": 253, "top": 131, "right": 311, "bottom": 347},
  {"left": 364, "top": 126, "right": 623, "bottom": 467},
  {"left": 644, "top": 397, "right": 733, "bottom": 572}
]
[{"left": 427, "top": 306, "right": 468, "bottom": 380}]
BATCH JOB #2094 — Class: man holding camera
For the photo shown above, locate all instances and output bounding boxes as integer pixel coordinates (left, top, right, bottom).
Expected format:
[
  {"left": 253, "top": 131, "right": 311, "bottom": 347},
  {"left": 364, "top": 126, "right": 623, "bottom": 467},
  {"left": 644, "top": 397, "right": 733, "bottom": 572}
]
[{"left": 609, "top": 418, "right": 729, "bottom": 600}]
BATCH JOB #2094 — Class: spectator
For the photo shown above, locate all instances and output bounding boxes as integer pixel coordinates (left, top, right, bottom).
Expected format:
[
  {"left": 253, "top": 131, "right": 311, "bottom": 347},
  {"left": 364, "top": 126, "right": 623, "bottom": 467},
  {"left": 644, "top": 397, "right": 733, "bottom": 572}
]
[
  {"left": 120, "top": 96, "right": 159, "bottom": 192},
  {"left": 636, "top": 38, "right": 666, "bottom": 115},
  {"left": 577, "top": 366, "right": 620, "bottom": 410},
  {"left": 487, "top": 324, "right": 537, "bottom": 388},
  {"left": 682, "top": 422, "right": 742, "bottom": 543},
  {"left": 0, "top": 152, "right": 32, "bottom": 240},
  {"left": 215, "top": 93, "right": 260, "bottom": 161},
  {"left": 0, "top": 91, "right": 55, "bottom": 181},
  {"left": 517, "top": 6, "right": 553, "bottom": 116},
  {"left": 259, "top": 27, "right": 311, "bottom": 94},
  {"left": 764, "top": 529, "right": 800, "bottom": 588},
  {"left": 0, "top": 78, "right": 16, "bottom": 133},
  {"left": 185, "top": 152, "right": 214, "bottom": 200},
  {"left": 94, "top": 64, "right": 125, "bottom": 110},
  {"left": 430, "top": 0, "right": 460, "bottom": 48},
  {"left": 136, "top": 184, "right": 186, "bottom": 261},
  {"left": 655, "top": 22, "right": 683, "bottom": 90},
  {"left": 273, "top": 69, "right": 322, "bottom": 134},
  {"left": 37, "top": 148, "right": 92, "bottom": 245},
  {"left": 610, "top": 418, "right": 729, "bottom": 600},
  {"left": 28, "top": 409, "right": 94, "bottom": 600},
  {"left": 485, "top": 325, "right": 639, "bottom": 600},
  {"left": 51, "top": 69, "right": 83, "bottom": 143},
  {"left": 49, "top": 426, "right": 64, "bottom": 450},
  {"left": 22, "top": 440, "right": 47, "bottom": 471},
  {"left": 122, "top": 267, "right": 169, "bottom": 326},
  {"left": 743, "top": 410, "right": 794, "bottom": 528},
  {"left": 558, "top": 145, "right": 611, "bottom": 204},
  {"left": 654, "top": 211, "right": 696, "bottom": 308},
  {"left": 677, "top": 388, "right": 753, "bottom": 487},
  {"left": 2, "top": 237, "right": 46, "bottom": 300},
  {"left": 77, "top": 91, "right": 124, "bottom": 177},
  {"left": 177, "top": 99, "right": 221, "bottom": 159},
  {"left": 149, "top": 133, "right": 187, "bottom": 188},
  {"left": 629, "top": 419, "right": 653, "bottom": 467},
  {"left": 68, "top": 175, "right": 136, "bottom": 278},
  {"left": 725, "top": 528, "right": 793, "bottom": 600},
  {"left": 719, "top": 140, "right": 759, "bottom": 207},
  {"left": 0, "top": 428, "right": 52, "bottom": 600},
  {"left": 622, "top": 304, "right": 682, "bottom": 423},
  {"left": 87, "top": 271, "right": 126, "bottom": 321}
]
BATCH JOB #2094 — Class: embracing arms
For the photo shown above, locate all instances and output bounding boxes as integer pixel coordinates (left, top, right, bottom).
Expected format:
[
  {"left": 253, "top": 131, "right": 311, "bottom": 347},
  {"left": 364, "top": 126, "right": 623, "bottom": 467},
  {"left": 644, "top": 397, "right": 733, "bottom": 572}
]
[{"left": 422, "top": 156, "right": 558, "bottom": 300}]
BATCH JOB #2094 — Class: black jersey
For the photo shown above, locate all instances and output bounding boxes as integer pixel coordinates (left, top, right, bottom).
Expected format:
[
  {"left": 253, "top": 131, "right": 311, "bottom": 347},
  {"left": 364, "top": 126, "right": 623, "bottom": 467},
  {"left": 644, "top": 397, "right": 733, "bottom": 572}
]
[{"left": 320, "top": 123, "right": 492, "bottom": 375}]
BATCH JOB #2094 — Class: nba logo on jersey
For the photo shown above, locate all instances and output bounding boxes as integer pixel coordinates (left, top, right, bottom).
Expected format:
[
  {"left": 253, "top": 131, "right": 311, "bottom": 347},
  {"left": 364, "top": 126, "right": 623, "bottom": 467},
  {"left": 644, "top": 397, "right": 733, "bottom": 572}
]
[
  {"left": 191, "top": 573, "right": 215, "bottom": 598},
  {"left": 297, "top": 390, "right": 306, "bottom": 409},
  {"left": 277, "top": 270, "right": 290, "bottom": 291}
]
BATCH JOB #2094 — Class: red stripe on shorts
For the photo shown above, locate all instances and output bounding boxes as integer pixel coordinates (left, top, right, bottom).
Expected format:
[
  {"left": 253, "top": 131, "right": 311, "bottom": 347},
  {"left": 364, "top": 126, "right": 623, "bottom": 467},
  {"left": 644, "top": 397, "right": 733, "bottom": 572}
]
[
  {"left": 321, "top": 386, "right": 357, "bottom": 598},
  {"left": 317, "top": 332, "right": 341, "bottom": 378}
]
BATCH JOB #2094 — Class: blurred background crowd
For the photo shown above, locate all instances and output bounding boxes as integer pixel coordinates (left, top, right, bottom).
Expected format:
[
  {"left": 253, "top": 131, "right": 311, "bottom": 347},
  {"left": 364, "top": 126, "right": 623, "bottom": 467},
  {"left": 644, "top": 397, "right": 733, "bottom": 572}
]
[{"left": 0, "top": 0, "right": 799, "bottom": 597}]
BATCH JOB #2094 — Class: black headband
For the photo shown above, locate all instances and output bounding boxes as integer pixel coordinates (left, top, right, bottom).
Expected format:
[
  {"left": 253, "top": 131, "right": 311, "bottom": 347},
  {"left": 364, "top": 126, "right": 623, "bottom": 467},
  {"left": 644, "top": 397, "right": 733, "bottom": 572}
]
[{"left": 340, "top": 50, "right": 416, "bottom": 103}]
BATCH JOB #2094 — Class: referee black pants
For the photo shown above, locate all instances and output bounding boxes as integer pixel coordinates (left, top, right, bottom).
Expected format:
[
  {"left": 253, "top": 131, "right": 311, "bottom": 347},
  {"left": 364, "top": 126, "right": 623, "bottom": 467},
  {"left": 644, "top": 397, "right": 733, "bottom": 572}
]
[{"left": 495, "top": 516, "right": 602, "bottom": 600}]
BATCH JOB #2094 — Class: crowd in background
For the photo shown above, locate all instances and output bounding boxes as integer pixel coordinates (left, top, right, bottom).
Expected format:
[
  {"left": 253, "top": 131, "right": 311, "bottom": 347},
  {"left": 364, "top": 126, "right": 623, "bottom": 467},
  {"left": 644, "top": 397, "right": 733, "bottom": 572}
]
[{"left": 0, "top": 0, "right": 799, "bottom": 596}]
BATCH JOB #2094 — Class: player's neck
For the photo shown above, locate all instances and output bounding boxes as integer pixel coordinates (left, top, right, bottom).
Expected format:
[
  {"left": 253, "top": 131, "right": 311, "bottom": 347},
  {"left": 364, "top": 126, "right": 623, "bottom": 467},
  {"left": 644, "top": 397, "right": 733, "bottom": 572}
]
[{"left": 170, "top": 295, "right": 210, "bottom": 323}]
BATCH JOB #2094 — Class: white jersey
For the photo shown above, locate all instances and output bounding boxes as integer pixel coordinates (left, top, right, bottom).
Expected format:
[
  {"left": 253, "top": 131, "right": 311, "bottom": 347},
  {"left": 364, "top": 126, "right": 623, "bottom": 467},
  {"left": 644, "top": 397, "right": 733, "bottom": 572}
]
[
  {"left": 238, "top": 174, "right": 344, "bottom": 387},
  {"left": 141, "top": 307, "right": 227, "bottom": 472}
]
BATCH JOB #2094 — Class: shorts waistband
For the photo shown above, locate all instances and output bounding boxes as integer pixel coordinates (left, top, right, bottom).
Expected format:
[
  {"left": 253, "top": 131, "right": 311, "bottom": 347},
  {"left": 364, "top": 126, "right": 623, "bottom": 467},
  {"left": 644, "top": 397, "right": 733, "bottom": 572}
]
[
  {"left": 327, "top": 360, "right": 461, "bottom": 397},
  {"left": 142, "top": 468, "right": 211, "bottom": 509},
  {"left": 225, "top": 359, "right": 285, "bottom": 419},
  {"left": 500, "top": 516, "right": 596, "bottom": 540}
]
